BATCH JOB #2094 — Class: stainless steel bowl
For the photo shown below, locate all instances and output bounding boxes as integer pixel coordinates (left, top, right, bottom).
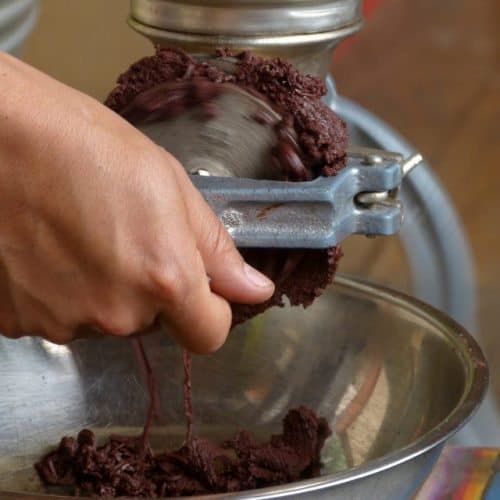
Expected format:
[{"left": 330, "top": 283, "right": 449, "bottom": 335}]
[{"left": 0, "top": 276, "right": 487, "bottom": 499}]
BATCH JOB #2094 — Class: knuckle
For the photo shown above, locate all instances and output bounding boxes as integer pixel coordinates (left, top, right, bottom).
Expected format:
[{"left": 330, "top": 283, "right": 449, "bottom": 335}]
[
  {"left": 87, "top": 294, "right": 157, "bottom": 338},
  {"left": 91, "top": 309, "right": 138, "bottom": 337},
  {"left": 150, "top": 265, "right": 200, "bottom": 308}
]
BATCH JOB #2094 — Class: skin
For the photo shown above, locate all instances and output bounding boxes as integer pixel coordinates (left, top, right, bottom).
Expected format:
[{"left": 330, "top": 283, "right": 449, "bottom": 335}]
[{"left": 0, "top": 51, "right": 275, "bottom": 353}]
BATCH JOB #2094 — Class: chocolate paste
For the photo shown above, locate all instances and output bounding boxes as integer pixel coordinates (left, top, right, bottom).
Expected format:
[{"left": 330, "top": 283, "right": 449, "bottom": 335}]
[
  {"left": 36, "top": 398, "right": 331, "bottom": 497},
  {"left": 36, "top": 339, "right": 331, "bottom": 497},
  {"left": 105, "top": 47, "right": 348, "bottom": 325}
]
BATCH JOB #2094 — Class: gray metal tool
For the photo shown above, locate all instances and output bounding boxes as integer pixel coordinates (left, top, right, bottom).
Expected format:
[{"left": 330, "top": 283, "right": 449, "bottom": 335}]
[
  {"left": 135, "top": 79, "right": 422, "bottom": 249},
  {"left": 190, "top": 151, "right": 422, "bottom": 248}
]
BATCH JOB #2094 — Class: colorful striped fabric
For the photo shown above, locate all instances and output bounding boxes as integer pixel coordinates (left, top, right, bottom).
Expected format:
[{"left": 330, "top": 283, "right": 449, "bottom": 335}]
[{"left": 416, "top": 448, "right": 500, "bottom": 499}]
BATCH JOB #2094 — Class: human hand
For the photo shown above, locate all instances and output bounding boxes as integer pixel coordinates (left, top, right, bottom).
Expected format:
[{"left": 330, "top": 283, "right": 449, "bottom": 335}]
[{"left": 0, "top": 52, "right": 274, "bottom": 353}]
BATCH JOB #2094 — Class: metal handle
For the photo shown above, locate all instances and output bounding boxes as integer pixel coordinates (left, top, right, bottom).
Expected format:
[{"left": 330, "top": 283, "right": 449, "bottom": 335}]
[{"left": 191, "top": 153, "right": 411, "bottom": 248}]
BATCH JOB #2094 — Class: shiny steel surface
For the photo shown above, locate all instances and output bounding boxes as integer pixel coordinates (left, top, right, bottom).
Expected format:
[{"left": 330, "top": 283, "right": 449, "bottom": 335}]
[
  {"left": 137, "top": 85, "right": 281, "bottom": 179},
  {"left": 0, "top": 277, "right": 487, "bottom": 498},
  {"left": 128, "top": 19, "right": 360, "bottom": 78},
  {"left": 129, "top": 0, "right": 362, "bottom": 36},
  {"left": 128, "top": 1, "right": 362, "bottom": 78}
]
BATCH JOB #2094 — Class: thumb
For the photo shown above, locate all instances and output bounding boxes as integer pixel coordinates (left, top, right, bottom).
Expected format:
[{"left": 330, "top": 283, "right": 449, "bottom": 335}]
[{"left": 173, "top": 163, "right": 275, "bottom": 305}]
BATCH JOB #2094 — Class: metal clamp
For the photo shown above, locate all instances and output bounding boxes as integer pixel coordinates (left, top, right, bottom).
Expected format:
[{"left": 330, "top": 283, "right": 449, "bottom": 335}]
[{"left": 349, "top": 146, "right": 423, "bottom": 208}]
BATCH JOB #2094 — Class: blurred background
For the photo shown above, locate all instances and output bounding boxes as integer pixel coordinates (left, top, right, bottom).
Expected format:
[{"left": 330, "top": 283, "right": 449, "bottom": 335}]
[{"left": 1, "top": 0, "right": 499, "bottom": 440}]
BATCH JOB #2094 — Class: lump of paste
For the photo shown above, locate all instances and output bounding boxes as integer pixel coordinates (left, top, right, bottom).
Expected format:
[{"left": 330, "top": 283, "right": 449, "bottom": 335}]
[{"left": 36, "top": 406, "right": 331, "bottom": 497}]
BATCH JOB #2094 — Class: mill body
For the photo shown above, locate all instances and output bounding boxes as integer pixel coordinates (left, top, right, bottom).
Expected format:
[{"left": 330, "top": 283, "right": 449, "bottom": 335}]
[{"left": 129, "top": 0, "right": 363, "bottom": 77}]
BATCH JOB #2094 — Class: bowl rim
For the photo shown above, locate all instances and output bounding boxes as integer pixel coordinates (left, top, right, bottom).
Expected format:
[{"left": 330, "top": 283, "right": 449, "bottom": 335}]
[{"left": 1, "top": 275, "right": 488, "bottom": 500}]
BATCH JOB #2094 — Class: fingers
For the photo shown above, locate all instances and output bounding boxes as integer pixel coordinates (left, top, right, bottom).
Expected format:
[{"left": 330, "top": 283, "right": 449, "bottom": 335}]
[
  {"left": 170, "top": 158, "right": 275, "bottom": 305},
  {"left": 201, "top": 217, "right": 275, "bottom": 304},
  {"left": 151, "top": 246, "right": 232, "bottom": 354}
]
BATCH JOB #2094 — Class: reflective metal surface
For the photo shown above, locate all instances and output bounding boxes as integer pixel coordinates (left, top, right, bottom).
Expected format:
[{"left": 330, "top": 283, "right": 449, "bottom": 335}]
[
  {"left": 128, "top": 1, "right": 362, "bottom": 78},
  {"left": 129, "top": 0, "right": 362, "bottom": 36},
  {"left": 137, "top": 84, "right": 281, "bottom": 180},
  {"left": 0, "top": 277, "right": 487, "bottom": 498}
]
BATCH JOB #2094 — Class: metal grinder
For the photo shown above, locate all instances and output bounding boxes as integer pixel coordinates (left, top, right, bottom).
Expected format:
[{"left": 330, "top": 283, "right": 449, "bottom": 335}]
[
  {"left": 124, "top": 0, "right": 476, "bottom": 338},
  {"left": 125, "top": 0, "right": 421, "bottom": 249}
]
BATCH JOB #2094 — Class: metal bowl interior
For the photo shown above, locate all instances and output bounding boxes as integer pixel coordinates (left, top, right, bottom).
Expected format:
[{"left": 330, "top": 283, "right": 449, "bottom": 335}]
[{"left": 0, "top": 276, "right": 487, "bottom": 499}]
